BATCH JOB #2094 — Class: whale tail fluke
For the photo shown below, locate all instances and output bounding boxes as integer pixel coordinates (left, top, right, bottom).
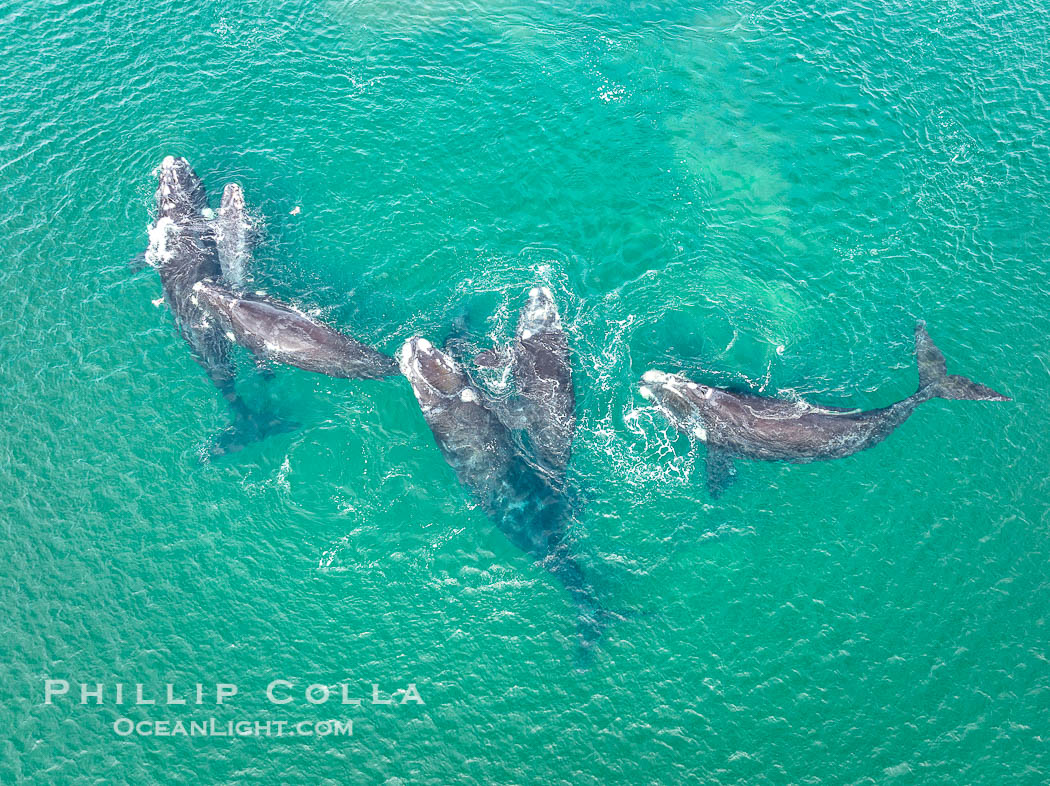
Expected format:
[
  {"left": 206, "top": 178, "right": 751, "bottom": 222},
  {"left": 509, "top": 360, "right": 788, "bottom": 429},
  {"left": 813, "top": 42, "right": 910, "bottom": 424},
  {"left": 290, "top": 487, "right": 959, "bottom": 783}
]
[
  {"left": 554, "top": 557, "right": 637, "bottom": 671},
  {"left": 915, "top": 323, "right": 1011, "bottom": 402}
]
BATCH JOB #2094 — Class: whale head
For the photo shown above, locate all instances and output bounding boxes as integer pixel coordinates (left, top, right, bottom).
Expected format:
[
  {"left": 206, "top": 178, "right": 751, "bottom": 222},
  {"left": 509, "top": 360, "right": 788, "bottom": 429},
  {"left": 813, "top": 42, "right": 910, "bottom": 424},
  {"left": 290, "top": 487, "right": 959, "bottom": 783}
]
[
  {"left": 517, "top": 286, "right": 562, "bottom": 341},
  {"left": 220, "top": 182, "right": 246, "bottom": 213},
  {"left": 189, "top": 279, "right": 238, "bottom": 323},
  {"left": 155, "top": 155, "right": 207, "bottom": 221},
  {"left": 640, "top": 370, "right": 712, "bottom": 431},
  {"left": 400, "top": 337, "right": 474, "bottom": 409}
]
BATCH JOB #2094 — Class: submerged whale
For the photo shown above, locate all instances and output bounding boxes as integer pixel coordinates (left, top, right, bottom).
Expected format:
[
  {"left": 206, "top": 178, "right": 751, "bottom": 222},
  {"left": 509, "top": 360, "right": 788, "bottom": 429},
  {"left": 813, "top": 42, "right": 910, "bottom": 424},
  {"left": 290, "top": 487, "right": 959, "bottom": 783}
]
[
  {"left": 192, "top": 279, "right": 398, "bottom": 379},
  {"left": 215, "top": 183, "right": 253, "bottom": 287},
  {"left": 640, "top": 324, "right": 1010, "bottom": 497},
  {"left": 143, "top": 156, "right": 293, "bottom": 453},
  {"left": 400, "top": 336, "right": 605, "bottom": 654}
]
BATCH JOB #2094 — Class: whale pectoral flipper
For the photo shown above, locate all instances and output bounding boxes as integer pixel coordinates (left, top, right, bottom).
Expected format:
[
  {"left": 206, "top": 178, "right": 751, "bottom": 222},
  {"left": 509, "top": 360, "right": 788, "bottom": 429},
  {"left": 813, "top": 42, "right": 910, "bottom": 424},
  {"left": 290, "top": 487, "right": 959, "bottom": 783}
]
[
  {"left": 210, "top": 406, "right": 300, "bottom": 457},
  {"left": 244, "top": 345, "right": 275, "bottom": 379},
  {"left": 705, "top": 448, "right": 736, "bottom": 499},
  {"left": 129, "top": 250, "right": 148, "bottom": 271}
]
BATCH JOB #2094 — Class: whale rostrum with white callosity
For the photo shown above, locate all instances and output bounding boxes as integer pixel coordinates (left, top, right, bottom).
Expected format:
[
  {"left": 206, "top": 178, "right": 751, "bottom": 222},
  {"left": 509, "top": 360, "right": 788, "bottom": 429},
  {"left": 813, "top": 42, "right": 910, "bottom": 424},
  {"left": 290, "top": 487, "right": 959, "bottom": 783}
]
[
  {"left": 471, "top": 286, "right": 577, "bottom": 479},
  {"left": 140, "top": 156, "right": 296, "bottom": 453}
]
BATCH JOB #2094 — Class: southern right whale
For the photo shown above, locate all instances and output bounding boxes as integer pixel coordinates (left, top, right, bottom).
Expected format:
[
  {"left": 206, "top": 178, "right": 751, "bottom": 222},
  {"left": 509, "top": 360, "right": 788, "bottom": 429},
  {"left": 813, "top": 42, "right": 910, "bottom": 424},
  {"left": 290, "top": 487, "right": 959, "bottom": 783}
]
[
  {"left": 191, "top": 279, "right": 398, "bottom": 379},
  {"left": 215, "top": 183, "right": 254, "bottom": 287},
  {"left": 508, "top": 286, "right": 576, "bottom": 475},
  {"left": 145, "top": 158, "right": 240, "bottom": 413},
  {"left": 640, "top": 324, "right": 1010, "bottom": 497},
  {"left": 471, "top": 287, "right": 576, "bottom": 478},
  {"left": 143, "top": 156, "right": 293, "bottom": 454},
  {"left": 400, "top": 336, "right": 606, "bottom": 655}
]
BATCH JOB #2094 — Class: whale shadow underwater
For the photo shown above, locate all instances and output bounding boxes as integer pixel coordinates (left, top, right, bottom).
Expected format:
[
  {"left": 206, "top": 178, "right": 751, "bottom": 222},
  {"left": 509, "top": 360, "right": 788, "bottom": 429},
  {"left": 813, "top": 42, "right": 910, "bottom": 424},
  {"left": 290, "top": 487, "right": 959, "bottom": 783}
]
[{"left": 640, "top": 323, "right": 1010, "bottom": 497}]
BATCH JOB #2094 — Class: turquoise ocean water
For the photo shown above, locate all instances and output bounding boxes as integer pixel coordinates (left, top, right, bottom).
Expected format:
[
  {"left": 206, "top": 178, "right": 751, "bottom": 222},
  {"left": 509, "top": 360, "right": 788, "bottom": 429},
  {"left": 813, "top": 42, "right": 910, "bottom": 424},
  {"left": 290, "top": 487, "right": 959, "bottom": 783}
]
[{"left": 2, "top": 0, "right": 1048, "bottom": 782}]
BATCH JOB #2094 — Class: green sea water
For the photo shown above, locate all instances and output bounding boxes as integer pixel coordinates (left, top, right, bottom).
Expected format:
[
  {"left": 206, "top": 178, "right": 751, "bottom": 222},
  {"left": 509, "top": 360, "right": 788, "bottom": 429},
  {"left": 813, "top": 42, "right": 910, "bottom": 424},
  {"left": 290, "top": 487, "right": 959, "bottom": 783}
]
[{"left": 2, "top": 0, "right": 1048, "bottom": 782}]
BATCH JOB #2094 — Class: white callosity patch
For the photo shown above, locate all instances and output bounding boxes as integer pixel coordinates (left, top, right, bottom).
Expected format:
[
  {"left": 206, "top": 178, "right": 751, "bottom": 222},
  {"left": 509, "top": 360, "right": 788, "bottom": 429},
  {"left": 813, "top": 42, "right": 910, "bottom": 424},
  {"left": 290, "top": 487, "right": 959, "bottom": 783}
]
[
  {"left": 519, "top": 286, "right": 561, "bottom": 333},
  {"left": 459, "top": 388, "right": 477, "bottom": 403},
  {"left": 693, "top": 426, "right": 708, "bottom": 442},
  {"left": 399, "top": 338, "right": 443, "bottom": 400},
  {"left": 642, "top": 370, "right": 668, "bottom": 385},
  {"left": 396, "top": 340, "right": 418, "bottom": 378}
]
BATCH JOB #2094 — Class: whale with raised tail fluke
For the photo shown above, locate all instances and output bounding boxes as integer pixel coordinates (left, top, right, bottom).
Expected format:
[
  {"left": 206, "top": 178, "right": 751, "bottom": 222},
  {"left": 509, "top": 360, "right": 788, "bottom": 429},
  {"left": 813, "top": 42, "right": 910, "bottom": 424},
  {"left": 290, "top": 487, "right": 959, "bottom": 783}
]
[{"left": 640, "top": 324, "right": 1010, "bottom": 497}]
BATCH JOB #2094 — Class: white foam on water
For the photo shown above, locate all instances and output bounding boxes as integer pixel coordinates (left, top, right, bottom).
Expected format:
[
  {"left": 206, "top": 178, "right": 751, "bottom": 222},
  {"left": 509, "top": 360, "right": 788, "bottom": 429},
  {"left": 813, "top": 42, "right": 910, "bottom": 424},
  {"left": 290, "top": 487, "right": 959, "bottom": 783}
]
[
  {"left": 597, "top": 406, "right": 697, "bottom": 489},
  {"left": 144, "top": 217, "right": 177, "bottom": 267}
]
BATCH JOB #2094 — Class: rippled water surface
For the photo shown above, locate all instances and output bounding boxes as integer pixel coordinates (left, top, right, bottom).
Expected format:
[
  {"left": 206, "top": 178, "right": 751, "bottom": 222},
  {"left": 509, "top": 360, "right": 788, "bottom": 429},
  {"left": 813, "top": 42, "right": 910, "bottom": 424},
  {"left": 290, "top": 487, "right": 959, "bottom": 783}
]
[{"left": 2, "top": 0, "right": 1049, "bottom": 782}]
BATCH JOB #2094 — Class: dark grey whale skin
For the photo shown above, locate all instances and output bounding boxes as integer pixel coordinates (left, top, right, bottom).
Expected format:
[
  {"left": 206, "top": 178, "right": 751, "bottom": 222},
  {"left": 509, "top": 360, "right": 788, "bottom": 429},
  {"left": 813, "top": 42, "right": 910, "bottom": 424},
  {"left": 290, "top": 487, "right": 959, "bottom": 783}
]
[
  {"left": 147, "top": 156, "right": 235, "bottom": 392},
  {"left": 400, "top": 337, "right": 604, "bottom": 655},
  {"left": 511, "top": 287, "right": 576, "bottom": 476},
  {"left": 142, "top": 156, "right": 294, "bottom": 453},
  {"left": 641, "top": 324, "right": 1010, "bottom": 497},
  {"left": 191, "top": 279, "right": 398, "bottom": 380},
  {"left": 470, "top": 287, "right": 577, "bottom": 479}
]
